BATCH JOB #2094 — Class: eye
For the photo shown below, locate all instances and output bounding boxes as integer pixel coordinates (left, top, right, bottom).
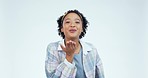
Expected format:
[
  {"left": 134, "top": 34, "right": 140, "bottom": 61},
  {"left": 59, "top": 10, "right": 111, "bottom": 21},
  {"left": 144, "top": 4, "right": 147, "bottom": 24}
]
[
  {"left": 75, "top": 21, "right": 80, "bottom": 24},
  {"left": 65, "top": 21, "right": 70, "bottom": 24}
]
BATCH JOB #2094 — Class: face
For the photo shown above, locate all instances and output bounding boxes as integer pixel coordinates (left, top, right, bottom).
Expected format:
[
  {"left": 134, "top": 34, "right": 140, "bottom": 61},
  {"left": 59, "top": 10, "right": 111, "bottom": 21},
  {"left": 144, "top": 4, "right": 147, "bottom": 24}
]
[{"left": 61, "top": 13, "right": 83, "bottom": 40}]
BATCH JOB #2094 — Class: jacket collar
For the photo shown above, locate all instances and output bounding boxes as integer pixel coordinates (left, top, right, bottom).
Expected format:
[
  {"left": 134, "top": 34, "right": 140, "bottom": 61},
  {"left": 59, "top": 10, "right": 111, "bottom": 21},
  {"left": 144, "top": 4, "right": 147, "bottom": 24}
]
[{"left": 57, "top": 39, "right": 92, "bottom": 55}]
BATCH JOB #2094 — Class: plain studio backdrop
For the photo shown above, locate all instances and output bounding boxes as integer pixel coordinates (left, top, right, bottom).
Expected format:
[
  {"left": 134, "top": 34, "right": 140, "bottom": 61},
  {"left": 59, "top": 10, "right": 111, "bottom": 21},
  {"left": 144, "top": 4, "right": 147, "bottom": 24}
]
[{"left": 0, "top": 0, "right": 148, "bottom": 78}]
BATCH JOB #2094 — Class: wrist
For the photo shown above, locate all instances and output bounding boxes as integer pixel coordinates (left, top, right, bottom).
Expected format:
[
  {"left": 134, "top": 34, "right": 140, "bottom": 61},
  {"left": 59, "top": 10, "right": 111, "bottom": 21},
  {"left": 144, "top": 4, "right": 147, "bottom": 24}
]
[{"left": 66, "top": 54, "right": 74, "bottom": 63}]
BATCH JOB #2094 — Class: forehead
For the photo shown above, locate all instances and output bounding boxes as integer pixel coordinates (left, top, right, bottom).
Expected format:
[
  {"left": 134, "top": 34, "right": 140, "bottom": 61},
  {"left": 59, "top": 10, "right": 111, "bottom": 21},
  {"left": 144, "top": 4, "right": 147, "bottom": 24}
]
[{"left": 64, "top": 13, "right": 81, "bottom": 20}]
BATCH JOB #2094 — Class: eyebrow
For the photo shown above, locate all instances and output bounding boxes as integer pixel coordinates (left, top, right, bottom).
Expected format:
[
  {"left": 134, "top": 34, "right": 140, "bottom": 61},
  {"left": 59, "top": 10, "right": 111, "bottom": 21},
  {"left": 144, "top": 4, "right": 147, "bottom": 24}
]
[{"left": 64, "top": 18, "right": 81, "bottom": 21}]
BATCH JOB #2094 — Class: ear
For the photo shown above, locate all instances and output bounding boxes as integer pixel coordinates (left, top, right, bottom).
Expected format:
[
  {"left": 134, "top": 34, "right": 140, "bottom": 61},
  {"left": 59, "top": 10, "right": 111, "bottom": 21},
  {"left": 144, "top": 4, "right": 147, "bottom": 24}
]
[
  {"left": 61, "top": 27, "right": 64, "bottom": 32},
  {"left": 81, "top": 28, "right": 83, "bottom": 32}
]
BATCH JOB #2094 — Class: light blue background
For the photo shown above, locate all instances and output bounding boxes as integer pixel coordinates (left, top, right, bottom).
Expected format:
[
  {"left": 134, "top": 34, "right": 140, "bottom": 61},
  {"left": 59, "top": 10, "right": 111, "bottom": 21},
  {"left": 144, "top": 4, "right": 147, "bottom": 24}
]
[{"left": 0, "top": 0, "right": 148, "bottom": 78}]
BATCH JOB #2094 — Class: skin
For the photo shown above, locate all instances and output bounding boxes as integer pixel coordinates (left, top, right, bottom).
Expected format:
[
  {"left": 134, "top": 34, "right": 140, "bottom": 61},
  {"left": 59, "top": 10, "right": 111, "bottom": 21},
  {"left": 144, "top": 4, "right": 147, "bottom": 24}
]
[{"left": 60, "top": 13, "right": 83, "bottom": 63}]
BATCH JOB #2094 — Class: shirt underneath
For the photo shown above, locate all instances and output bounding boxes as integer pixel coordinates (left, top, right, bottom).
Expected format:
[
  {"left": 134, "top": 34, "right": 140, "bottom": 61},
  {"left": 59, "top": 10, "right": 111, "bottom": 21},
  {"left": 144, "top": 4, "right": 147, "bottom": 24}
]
[{"left": 74, "top": 48, "right": 86, "bottom": 78}]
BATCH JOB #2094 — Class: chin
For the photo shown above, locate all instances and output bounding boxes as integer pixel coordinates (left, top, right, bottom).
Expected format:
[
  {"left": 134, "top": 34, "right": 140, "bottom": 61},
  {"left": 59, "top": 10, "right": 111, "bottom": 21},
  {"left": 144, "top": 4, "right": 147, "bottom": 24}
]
[{"left": 68, "top": 36, "right": 78, "bottom": 39}]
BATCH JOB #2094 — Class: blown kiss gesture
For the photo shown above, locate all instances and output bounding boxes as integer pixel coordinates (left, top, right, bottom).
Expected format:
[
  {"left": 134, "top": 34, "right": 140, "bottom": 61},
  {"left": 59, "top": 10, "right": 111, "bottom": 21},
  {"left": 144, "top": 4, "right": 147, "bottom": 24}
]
[{"left": 60, "top": 40, "right": 81, "bottom": 63}]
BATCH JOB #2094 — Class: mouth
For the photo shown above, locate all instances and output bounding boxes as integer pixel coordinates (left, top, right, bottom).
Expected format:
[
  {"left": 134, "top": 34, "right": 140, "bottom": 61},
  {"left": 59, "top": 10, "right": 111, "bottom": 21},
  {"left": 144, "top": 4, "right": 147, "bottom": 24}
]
[{"left": 69, "top": 29, "right": 77, "bottom": 33}]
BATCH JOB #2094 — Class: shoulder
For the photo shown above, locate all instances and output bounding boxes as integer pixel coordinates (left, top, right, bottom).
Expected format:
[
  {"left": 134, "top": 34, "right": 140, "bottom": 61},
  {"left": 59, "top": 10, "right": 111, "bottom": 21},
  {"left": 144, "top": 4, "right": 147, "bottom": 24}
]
[
  {"left": 47, "top": 41, "right": 60, "bottom": 51},
  {"left": 80, "top": 40, "right": 99, "bottom": 56},
  {"left": 80, "top": 40, "right": 96, "bottom": 49}
]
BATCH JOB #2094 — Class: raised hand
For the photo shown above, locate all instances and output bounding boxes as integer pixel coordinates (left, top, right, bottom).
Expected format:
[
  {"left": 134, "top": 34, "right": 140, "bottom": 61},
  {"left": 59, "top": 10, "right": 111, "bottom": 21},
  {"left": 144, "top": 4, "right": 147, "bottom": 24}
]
[
  {"left": 60, "top": 40, "right": 77, "bottom": 56},
  {"left": 60, "top": 40, "right": 77, "bottom": 63}
]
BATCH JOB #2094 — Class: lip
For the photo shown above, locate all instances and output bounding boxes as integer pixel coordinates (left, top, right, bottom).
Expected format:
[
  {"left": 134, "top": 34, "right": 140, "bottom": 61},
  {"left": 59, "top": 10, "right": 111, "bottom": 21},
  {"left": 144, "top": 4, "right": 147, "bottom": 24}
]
[{"left": 69, "top": 29, "right": 77, "bottom": 33}]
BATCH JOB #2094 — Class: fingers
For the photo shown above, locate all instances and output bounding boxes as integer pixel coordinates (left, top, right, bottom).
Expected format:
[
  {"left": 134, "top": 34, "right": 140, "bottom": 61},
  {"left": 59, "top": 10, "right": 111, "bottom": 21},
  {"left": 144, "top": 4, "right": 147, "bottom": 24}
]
[
  {"left": 61, "top": 40, "right": 77, "bottom": 56},
  {"left": 71, "top": 41, "right": 76, "bottom": 50},
  {"left": 61, "top": 40, "right": 76, "bottom": 51},
  {"left": 68, "top": 40, "right": 76, "bottom": 50}
]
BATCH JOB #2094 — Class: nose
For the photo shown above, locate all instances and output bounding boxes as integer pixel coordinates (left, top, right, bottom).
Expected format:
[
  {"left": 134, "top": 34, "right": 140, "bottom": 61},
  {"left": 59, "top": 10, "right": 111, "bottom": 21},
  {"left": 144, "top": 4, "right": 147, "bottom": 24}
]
[{"left": 70, "top": 22, "right": 75, "bottom": 27}]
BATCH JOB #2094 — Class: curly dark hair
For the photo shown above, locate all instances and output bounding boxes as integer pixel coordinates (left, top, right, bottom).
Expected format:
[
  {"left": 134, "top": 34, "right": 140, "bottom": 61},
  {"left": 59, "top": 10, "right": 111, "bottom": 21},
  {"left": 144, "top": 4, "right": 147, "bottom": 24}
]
[{"left": 57, "top": 9, "right": 89, "bottom": 39}]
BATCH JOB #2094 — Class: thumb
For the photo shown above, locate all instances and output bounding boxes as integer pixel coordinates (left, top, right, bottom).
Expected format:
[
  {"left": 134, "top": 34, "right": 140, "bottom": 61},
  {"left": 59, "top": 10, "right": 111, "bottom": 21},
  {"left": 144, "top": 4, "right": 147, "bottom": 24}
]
[{"left": 60, "top": 44, "right": 66, "bottom": 51}]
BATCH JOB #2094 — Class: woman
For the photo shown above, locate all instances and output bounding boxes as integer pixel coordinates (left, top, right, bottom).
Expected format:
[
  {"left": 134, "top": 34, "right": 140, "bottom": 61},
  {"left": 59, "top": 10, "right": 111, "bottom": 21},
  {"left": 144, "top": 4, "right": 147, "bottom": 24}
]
[{"left": 45, "top": 10, "right": 104, "bottom": 78}]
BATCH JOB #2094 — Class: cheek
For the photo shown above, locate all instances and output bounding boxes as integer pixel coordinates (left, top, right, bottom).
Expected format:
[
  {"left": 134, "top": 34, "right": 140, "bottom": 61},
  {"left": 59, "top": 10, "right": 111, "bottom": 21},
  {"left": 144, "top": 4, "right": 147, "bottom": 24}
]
[
  {"left": 79, "top": 26, "right": 83, "bottom": 32},
  {"left": 61, "top": 26, "right": 68, "bottom": 33}
]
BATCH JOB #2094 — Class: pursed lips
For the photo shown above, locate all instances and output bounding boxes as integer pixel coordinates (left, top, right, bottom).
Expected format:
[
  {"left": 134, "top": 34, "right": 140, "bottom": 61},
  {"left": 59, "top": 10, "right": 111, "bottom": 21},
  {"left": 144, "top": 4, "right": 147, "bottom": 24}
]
[{"left": 69, "top": 29, "right": 77, "bottom": 33}]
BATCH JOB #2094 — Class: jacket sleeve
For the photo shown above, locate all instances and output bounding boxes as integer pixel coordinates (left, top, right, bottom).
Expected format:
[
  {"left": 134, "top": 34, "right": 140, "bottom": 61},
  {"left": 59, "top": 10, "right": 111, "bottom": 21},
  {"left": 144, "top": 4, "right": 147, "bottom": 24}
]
[
  {"left": 95, "top": 49, "right": 105, "bottom": 78},
  {"left": 45, "top": 44, "right": 77, "bottom": 78}
]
